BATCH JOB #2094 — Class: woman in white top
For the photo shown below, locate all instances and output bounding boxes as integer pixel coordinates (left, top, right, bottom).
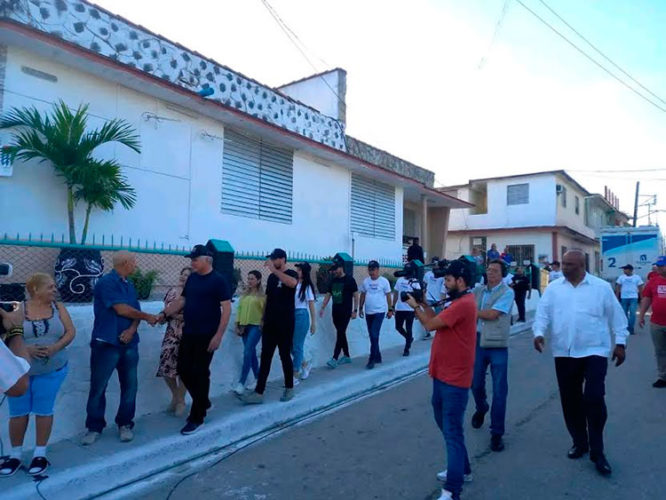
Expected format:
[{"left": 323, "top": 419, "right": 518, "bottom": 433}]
[
  {"left": 292, "top": 262, "right": 316, "bottom": 381},
  {"left": 392, "top": 276, "right": 421, "bottom": 356}
]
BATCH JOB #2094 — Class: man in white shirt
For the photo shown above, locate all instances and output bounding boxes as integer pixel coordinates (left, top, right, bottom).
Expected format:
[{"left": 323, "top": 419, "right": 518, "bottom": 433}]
[
  {"left": 393, "top": 275, "right": 422, "bottom": 356},
  {"left": 533, "top": 250, "right": 627, "bottom": 477},
  {"left": 423, "top": 257, "right": 445, "bottom": 339},
  {"left": 359, "top": 261, "right": 393, "bottom": 369},
  {"left": 615, "top": 264, "right": 644, "bottom": 335}
]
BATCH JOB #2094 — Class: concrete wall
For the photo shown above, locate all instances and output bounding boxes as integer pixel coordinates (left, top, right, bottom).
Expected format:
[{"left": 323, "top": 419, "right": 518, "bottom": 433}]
[
  {"left": 0, "top": 298, "right": 426, "bottom": 447},
  {"left": 445, "top": 231, "right": 554, "bottom": 263},
  {"left": 277, "top": 69, "right": 346, "bottom": 123},
  {"left": 0, "top": 46, "right": 404, "bottom": 262},
  {"left": 448, "top": 175, "right": 558, "bottom": 231},
  {"left": 555, "top": 176, "right": 596, "bottom": 240}
]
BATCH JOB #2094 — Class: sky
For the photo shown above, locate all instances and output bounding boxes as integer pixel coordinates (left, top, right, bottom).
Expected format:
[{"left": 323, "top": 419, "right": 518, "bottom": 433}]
[{"left": 94, "top": 0, "right": 666, "bottom": 224}]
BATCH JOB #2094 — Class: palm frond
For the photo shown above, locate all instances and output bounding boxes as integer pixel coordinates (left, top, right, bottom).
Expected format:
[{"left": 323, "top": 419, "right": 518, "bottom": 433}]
[{"left": 80, "top": 119, "right": 141, "bottom": 156}]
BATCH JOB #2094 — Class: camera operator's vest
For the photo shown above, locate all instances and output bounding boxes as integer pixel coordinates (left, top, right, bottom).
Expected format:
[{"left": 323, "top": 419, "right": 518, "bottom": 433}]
[{"left": 473, "top": 283, "right": 511, "bottom": 348}]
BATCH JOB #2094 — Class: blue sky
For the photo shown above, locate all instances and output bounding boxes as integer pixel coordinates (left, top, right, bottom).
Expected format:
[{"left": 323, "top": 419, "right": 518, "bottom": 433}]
[{"left": 95, "top": 0, "right": 666, "bottom": 223}]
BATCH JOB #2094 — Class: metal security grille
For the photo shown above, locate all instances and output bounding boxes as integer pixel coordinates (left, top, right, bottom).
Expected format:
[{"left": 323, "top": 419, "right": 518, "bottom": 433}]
[
  {"left": 506, "top": 183, "right": 529, "bottom": 205},
  {"left": 350, "top": 173, "right": 395, "bottom": 239},
  {"left": 506, "top": 244, "right": 535, "bottom": 266},
  {"left": 222, "top": 130, "right": 293, "bottom": 223}
]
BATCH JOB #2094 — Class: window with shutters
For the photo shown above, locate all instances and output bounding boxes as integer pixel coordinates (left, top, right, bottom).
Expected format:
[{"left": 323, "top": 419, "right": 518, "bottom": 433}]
[
  {"left": 351, "top": 174, "right": 395, "bottom": 239},
  {"left": 221, "top": 130, "right": 293, "bottom": 223},
  {"left": 506, "top": 183, "right": 529, "bottom": 205}
]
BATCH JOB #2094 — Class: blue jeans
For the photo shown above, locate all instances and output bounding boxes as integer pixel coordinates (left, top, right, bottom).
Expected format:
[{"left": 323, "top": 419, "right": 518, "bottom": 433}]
[
  {"left": 432, "top": 379, "right": 471, "bottom": 499},
  {"left": 85, "top": 340, "right": 139, "bottom": 432},
  {"left": 240, "top": 326, "right": 262, "bottom": 385},
  {"left": 621, "top": 298, "right": 638, "bottom": 333},
  {"left": 291, "top": 309, "right": 310, "bottom": 371},
  {"left": 471, "top": 339, "right": 508, "bottom": 436},
  {"left": 365, "top": 313, "right": 384, "bottom": 363}
]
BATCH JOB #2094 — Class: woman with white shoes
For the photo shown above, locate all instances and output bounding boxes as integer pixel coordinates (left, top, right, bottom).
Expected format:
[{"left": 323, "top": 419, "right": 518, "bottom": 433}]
[
  {"left": 292, "top": 262, "right": 316, "bottom": 383},
  {"left": 233, "top": 271, "right": 266, "bottom": 395}
]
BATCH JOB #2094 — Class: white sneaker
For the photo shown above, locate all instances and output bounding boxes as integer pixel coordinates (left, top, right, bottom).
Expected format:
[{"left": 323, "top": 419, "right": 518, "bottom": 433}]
[
  {"left": 81, "top": 431, "right": 100, "bottom": 446},
  {"left": 301, "top": 362, "right": 312, "bottom": 380},
  {"left": 118, "top": 425, "right": 134, "bottom": 442},
  {"left": 436, "top": 489, "right": 453, "bottom": 500},
  {"left": 436, "top": 469, "right": 473, "bottom": 483},
  {"left": 292, "top": 377, "right": 300, "bottom": 387},
  {"left": 232, "top": 382, "right": 245, "bottom": 395}
]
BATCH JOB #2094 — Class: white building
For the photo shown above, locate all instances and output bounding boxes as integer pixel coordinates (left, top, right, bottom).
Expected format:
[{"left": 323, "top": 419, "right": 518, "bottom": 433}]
[
  {"left": 0, "top": 0, "right": 468, "bottom": 262},
  {"left": 441, "top": 170, "right": 629, "bottom": 272}
]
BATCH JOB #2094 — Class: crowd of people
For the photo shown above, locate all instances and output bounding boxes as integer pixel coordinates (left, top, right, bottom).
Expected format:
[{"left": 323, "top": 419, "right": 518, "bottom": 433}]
[{"left": 1, "top": 241, "right": 665, "bottom": 500}]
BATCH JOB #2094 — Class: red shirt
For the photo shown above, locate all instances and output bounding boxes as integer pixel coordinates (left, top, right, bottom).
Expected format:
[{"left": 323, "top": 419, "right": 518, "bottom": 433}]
[
  {"left": 647, "top": 271, "right": 657, "bottom": 282},
  {"left": 642, "top": 275, "right": 666, "bottom": 326},
  {"left": 429, "top": 293, "right": 477, "bottom": 388}
]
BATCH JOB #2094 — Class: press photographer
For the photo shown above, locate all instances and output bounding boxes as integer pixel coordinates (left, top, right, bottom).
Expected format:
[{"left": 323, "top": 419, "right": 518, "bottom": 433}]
[
  {"left": 0, "top": 262, "right": 30, "bottom": 397},
  {"left": 392, "top": 259, "right": 423, "bottom": 356}
]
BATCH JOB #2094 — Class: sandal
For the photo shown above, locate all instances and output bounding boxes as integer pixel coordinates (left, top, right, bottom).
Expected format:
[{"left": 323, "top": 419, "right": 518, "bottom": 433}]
[
  {"left": 0, "top": 457, "right": 22, "bottom": 477},
  {"left": 28, "top": 456, "right": 50, "bottom": 476}
]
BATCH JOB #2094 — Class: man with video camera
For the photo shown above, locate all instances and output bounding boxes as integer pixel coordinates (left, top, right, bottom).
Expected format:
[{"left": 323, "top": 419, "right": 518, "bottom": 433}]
[
  {"left": 406, "top": 259, "right": 477, "bottom": 500},
  {"left": 0, "top": 263, "right": 30, "bottom": 397}
]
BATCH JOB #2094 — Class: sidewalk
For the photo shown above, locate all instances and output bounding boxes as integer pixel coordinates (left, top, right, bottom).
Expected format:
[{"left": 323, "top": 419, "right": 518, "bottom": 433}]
[{"left": 3, "top": 317, "right": 534, "bottom": 500}]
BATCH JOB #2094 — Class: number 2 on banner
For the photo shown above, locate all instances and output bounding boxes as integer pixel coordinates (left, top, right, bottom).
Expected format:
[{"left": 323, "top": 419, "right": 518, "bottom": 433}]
[{"left": 608, "top": 257, "right": 616, "bottom": 268}]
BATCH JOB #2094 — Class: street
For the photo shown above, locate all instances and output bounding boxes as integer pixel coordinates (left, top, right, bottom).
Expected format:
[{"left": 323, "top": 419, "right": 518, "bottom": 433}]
[{"left": 143, "top": 322, "right": 666, "bottom": 500}]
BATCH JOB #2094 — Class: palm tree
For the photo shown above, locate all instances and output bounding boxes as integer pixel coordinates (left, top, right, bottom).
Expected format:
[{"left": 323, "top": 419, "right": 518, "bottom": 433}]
[{"left": 0, "top": 100, "right": 140, "bottom": 243}]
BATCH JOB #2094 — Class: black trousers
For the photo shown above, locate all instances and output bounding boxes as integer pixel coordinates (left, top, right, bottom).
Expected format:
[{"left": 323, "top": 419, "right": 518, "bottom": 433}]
[
  {"left": 332, "top": 308, "right": 352, "bottom": 359},
  {"left": 177, "top": 334, "right": 214, "bottom": 424},
  {"left": 255, "top": 322, "right": 294, "bottom": 394},
  {"left": 554, "top": 356, "right": 608, "bottom": 455},
  {"left": 395, "top": 310, "right": 415, "bottom": 345},
  {"left": 515, "top": 291, "right": 527, "bottom": 321}
]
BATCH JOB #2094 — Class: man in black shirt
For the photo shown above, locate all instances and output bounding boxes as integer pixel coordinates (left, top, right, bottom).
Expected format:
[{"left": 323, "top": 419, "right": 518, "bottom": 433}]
[
  {"left": 241, "top": 248, "right": 298, "bottom": 404},
  {"left": 163, "top": 245, "right": 231, "bottom": 435},
  {"left": 320, "top": 256, "right": 359, "bottom": 368},
  {"left": 510, "top": 266, "right": 531, "bottom": 323},
  {"left": 407, "top": 238, "right": 425, "bottom": 263}
]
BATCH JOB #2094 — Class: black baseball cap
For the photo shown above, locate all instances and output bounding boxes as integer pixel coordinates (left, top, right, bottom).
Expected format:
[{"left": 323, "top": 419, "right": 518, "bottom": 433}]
[
  {"left": 186, "top": 244, "right": 213, "bottom": 259},
  {"left": 329, "top": 255, "right": 344, "bottom": 271},
  {"left": 267, "top": 248, "right": 287, "bottom": 260},
  {"left": 367, "top": 260, "right": 380, "bottom": 269},
  {"left": 621, "top": 264, "right": 634, "bottom": 270}
]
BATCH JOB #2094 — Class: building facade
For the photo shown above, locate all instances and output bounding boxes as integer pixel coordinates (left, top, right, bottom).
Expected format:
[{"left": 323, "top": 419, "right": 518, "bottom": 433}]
[
  {"left": 0, "top": 0, "right": 468, "bottom": 262},
  {"left": 441, "top": 170, "right": 629, "bottom": 273}
]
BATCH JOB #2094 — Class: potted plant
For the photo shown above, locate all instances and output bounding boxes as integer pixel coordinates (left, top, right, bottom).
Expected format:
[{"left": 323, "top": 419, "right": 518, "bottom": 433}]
[
  {"left": 0, "top": 101, "right": 140, "bottom": 302},
  {"left": 128, "top": 268, "right": 159, "bottom": 301}
]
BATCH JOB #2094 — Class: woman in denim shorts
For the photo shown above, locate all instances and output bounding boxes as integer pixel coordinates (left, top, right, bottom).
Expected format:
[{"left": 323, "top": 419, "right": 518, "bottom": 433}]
[{"left": 0, "top": 273, "right": 75, "bottom": 478}]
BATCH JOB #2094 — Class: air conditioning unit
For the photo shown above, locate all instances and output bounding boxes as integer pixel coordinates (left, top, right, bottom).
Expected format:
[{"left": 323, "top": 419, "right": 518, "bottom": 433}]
[{"left": 556, "top": 184, "right": 564, "bottom": 194}]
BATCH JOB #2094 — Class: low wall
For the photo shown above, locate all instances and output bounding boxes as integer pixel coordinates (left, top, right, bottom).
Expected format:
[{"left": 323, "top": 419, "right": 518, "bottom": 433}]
[{"left": 0, "top": 294, "right": 540, "bottom": 447}]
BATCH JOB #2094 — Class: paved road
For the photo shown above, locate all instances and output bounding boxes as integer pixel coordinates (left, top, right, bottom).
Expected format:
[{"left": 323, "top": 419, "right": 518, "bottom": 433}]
[{"left": 144, "top": 324, "right": 665, "bottom": 500}]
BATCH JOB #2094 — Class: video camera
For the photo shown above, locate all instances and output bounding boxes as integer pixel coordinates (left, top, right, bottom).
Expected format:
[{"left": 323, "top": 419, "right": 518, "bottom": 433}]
[
  {"left": 394, "top": 260, "right": 425, "bottom": 303},
  {"left": 394, "top": 256, "right": 479, "bottom": 304}
]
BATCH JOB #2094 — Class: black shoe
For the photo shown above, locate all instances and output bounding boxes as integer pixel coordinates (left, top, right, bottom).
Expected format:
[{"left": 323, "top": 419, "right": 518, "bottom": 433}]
[
  {"left": 402, "top": 348, "right": 410, "bottom": 357},
  {"left": 0, "top": 458, "right": 22, "bottom": 477},
  {"left": 27, "top": 456, "right": 50, "bottom": 476},
  {"left": 490, "top": 434, "right": 505, "bottom": 452},
  {"left": 653, "top": 379, "right": 666, "bottom": 388},
  {"left": 180, "top": 421, "right": 204, "bottom": 435},
  {"left": 366, "top": 361, "right": 375, "bottom": 370},
  {"left": 567, "top": 445, "right": 589, "bottom": 459},
  {"left": 471, "top": 410, "right": 486, "bottom": 429},
  {"left": 590, "top": 453, "right": 612, "bottom": 476}
]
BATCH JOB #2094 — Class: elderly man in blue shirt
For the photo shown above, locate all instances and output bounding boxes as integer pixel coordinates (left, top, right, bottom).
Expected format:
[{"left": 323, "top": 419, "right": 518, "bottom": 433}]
[
  {"left": 471, "top": 259, "right": 515, "bottom": 452},
  {"left": 81, "top": 251, "right": 159, "bottom": 445}
]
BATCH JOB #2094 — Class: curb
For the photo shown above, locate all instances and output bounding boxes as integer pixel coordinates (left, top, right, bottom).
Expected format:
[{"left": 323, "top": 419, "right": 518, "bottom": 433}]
[{"left": 7, "top": 352, "right": 431, "bottom": 500}]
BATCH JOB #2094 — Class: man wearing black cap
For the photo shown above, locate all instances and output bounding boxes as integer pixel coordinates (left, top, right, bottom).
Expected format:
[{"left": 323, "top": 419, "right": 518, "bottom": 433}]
[
  {"left": 241, "top": 248, "right": 298, "bottom": 404},
  {"left": 164, "top": 244, "right": 231, "bottom": 434},
  {"left": 615, "top": 264, "right": 643, "bottom": 335},
  {"left": 359, "top": 260, "right": 393, "bottom": 369},
  {"left": 320, "top": 255, "right": 359, "bottom": 368}
]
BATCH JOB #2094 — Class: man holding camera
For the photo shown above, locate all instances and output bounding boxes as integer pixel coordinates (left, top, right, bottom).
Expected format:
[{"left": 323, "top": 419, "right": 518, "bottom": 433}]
[
  {"left": 407, "top": 260, "right": 477, "bottom": 500},
  {"left": 471, "top": 259, "right": 515, "bottom": 452},
  {"left": 393, "top": 269, "right": 422, "bottom": 356},
  {"left": 423, "top": 257, "right": 445, "bottom": 340}
]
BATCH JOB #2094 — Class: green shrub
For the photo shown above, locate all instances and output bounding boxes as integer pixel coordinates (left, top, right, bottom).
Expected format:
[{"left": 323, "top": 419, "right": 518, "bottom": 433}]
[
  {"left": 316, "top": 257, "right": 334, "bottom": 294},
  {"left": 382, "top": 272, "right": 398, "bottom": 288},
  {"left": 128, "top": 268, "right": 159, "bottom": 300}
]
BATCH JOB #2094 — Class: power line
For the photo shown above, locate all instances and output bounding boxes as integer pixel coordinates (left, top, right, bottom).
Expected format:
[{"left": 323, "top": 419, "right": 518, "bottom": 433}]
[
  {"left": 259, "top": 0, "right": 346, "bottom": 110},
  {"left": 537, "top": 0, "right": 666, "bottom": 106},
  {"left": 514, "top": 0, "right": 666, "bottom": 113},
  {"left": 478, "top": 0, "right": 512, "bottom": 70}
]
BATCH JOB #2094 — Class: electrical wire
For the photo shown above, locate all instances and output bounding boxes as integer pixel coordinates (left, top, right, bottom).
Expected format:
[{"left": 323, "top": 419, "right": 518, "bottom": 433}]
[
  {"left": 514, "top": 0, "right": 666, "bottom": 113},
  {"left": 537, "top": 0, "right": 666, "bottom": 106},
  {"left": 259, "top": 0, "right": 346, "bottom": 111},
  {"left": 478, "top": 0, "right": 512, "bottom": 70}
]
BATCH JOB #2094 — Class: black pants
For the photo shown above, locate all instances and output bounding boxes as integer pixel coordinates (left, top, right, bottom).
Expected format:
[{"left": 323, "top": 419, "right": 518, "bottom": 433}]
[
  {"left": 554, "top": 356, "right": 608, "bottom": 455},
  {"left": 395, "top": 310, "right": 415, "bottom": 347},
  {"left": 178, "top": 334, "right": 214, "bottom": 425},
  {"left": 255, "top": 323, "right": 294, "bottom": 394},
  {"left": 332, "top": 308, "right": 352, "bottom": 359},
  {"left": 515, "top": 291, "right": 527, "bottom": 321}
]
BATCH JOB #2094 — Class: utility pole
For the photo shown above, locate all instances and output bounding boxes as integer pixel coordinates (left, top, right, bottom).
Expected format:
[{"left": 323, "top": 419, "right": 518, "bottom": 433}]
[{"left": 633, "top": 181, "right": 640, "bottom": 227}]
